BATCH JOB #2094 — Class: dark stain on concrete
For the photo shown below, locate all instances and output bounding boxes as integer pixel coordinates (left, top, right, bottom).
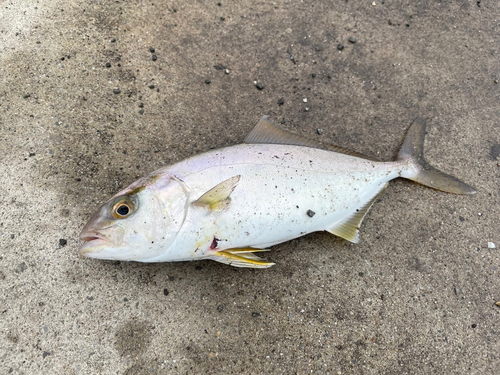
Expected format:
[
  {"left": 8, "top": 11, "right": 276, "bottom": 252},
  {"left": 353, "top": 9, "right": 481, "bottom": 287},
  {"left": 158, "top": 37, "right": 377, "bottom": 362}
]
[
  {"left": 114, "top": 320, "right": 152, "bottom": 358},
  {"left": 490, "top": 143, "right": 500, "bottom": 161}
]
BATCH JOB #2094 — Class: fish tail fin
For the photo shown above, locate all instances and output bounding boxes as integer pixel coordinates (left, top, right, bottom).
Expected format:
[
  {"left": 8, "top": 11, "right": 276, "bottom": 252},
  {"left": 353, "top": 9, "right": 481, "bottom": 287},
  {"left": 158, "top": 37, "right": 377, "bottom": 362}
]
[{"left": 397, "top": 118, "right": 476, "bottom": 195}]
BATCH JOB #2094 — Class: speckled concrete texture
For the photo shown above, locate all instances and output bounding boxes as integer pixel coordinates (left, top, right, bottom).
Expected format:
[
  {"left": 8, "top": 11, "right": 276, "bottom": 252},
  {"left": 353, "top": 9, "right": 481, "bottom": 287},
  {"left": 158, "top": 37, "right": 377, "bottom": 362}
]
[{"left": 1, "top": 1, "right": 499, "bottom": 374}]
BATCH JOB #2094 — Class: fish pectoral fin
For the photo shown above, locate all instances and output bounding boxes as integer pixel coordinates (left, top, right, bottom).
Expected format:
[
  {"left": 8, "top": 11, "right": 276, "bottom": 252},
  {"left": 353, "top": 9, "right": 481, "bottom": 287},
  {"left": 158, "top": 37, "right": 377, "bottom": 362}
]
[
  {"left": 212, "top": 249, "right": 275, "bottom": 268},
  {"left": 193, "top": 175, "right": 241, "bottom": 210},
  {"left": 244, "top": 116, "right": 378, "bottom": 161},
  {"left": 326, "top": 183, "right": 388, "bottom": 243}
]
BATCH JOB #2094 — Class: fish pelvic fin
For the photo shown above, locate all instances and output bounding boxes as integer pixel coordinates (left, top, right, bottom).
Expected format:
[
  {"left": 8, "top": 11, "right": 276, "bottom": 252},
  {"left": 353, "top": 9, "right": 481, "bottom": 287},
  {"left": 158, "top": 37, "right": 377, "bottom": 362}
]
[
  {"left": 245, "top": 116, "right": 379, "bottom": 161},
  {"left": 326, "top": 183, "right": 388, "bottom": 243},
  {"left": 211, "top": 248, "right": 275, "bottom": 268},
  {"left": 397, "top": 118, "right": 476, "bottom": 195},
  {"left": 193, "top": 175, "right": 241, "bottom": 210}
]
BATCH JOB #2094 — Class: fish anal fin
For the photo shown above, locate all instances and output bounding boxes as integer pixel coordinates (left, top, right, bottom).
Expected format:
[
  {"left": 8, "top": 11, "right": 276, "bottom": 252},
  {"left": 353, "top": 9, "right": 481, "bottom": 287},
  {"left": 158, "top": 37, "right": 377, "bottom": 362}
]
[
  {"left": 193, "top": 175, "right": 241, "bottom": 210},
  {"left": 212, "top": 249, "right": 275, "bottom": 268},
  {"left": 327, "top": 183, "right": 388, "bottom": 243},
  {"left": 245, "top": 116, "right": 378, "bottom": 161}
]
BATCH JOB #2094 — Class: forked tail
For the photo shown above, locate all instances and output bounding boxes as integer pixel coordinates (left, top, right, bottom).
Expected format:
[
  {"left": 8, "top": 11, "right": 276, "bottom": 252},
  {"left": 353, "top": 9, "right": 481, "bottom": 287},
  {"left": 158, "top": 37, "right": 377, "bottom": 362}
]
[{"left": 397, "top": 118, "right": 476, "bottom": 195}]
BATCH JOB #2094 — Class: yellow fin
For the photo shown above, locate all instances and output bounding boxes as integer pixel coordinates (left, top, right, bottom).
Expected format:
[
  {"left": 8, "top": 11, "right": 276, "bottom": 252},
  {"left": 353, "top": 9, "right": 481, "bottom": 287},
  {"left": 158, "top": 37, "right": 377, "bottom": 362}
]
[
  {"left": 225, "top": 247, "right": 271, "bottom": 254},
  {"left": 193, "top": 175, "right": 241, "bottom": 210},
  {"left": 212, "top": 250, "right": 275, "bottom": 268},
  {"left": 326, "top": 183, "right": 388, "bottom": 243},
  {"left": 244, "top": 116, "right": 378, "bottom": 161}
]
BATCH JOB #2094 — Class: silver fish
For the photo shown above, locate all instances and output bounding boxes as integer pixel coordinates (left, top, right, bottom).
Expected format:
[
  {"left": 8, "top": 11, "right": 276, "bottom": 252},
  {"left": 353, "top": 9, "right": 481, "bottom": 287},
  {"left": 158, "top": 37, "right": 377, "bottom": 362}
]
[{"left": 79, "top": 116, "right": 476, "bottom": 268}]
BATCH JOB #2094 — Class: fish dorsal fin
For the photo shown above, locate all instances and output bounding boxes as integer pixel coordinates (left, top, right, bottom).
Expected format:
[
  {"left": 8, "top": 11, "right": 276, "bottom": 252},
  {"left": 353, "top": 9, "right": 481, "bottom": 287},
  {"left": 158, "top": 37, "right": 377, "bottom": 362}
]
[
  {"left": 326, "top": 183, "right": 388, "bottom": 243},
  {"left": 244, "top": 116, "right": 378, "bottom": 161},
  {"left": 245, "top": 115, "right": 322, "bottom": 148},
  {"left": 193, "top": 175, "right": 241, "bottom": 210}
]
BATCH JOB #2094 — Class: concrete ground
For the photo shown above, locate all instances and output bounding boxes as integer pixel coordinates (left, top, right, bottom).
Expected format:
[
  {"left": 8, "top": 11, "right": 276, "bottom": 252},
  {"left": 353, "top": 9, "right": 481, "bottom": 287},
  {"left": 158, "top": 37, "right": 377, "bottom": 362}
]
[{"left": 1, "top": 0, "right": 499, "bottom": 374}]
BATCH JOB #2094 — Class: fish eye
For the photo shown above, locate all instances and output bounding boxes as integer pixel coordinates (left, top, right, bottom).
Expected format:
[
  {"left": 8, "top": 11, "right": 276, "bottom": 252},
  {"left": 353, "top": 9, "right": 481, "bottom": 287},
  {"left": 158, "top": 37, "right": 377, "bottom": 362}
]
[
  {"left": 116, "top": 204, "right": 130, "bottom": 216},
  {"left": 111, "top": 196, "right": 135, "bottom": 219}
]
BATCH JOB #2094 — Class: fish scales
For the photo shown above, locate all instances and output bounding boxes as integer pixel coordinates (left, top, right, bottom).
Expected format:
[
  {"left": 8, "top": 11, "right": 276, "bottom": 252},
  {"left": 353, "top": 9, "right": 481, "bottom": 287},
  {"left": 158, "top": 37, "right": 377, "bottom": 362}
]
[{"left": 155, "top": 144, "right": 398, "bottom": 257}]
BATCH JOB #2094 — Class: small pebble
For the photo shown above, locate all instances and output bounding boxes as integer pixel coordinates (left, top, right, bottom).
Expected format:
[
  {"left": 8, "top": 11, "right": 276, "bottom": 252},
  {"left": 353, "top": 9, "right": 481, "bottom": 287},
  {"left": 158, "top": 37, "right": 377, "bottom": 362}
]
[
  {"left": 105, "top": 62, "right": 111, "bottom": 68},
  {"left": 138, "top": 103, "right": 144, "bottom": 108},
  {"left": 217, "top": 305, "right": 224, "bottom": 312},
  {"left": 110, "top": 38, "right": 116, "bottom": 42},
  {"left": 277, "top": 98, "right": 284, "bottom": 105},
  {"left": 337, "top": 44, "right": 344, "bottom": 51},
  {"left": 15, "top": 262, "right": 27, "bottom": 273},
  {"left": 307, "top": 209, "right": 316, "bottom": 217},
  {"left": 139, "top": 109, "right": 144, "bottom": 115},
  {"left": 220, "top": 16, "right": 225, "bottom": 21},
  {"left": 152, "top": 54, "right": 157, "bottom": 61},
  {"left": 149, "top": 47, "right": 155, "bottom": 53},
  {"left": 113, "top": 88, "right": 121, "bottom": 94},
  {"left": 23, "top": 94, "right": 30, "bottom": 99},
  {"left": 225, "top": 69, "right": 230, "bottom": 74},
  {"left": 59, "top": 239, "right": 67, "bottom": 247},
  {"left": 255, "top": 82, "right": 265, "bottom": 90},
  {"left": 251, "top": 312, "right": 261, "bottom": 317},
  {"left": 488, "top": 242, "right": 496, "bottom": 249},
  {"left": 205, "top": 79, "right": 211, "bottom": 84},
  {"left": 149, "top": 85, "right": 155, "bottom": 89},
  {"left": 316, "top": 129, "right": 323, "bottom": 135},
  {"left": 303, "top": 98, "right": 307, "bottom": 103},
  {"left": 311, "top": 73, "right": 316, "bottom": 78},
  {"left": 163, "top": 289, "right": 169, "bottom": 296},
  {"left": 495, "top": 79, "right": 498, "bottom": 84},
  {"left": 10, "top": 234, "right": 15, "bottom": 239},
  {"left": 348, "top": 36, "right": 357, "bottom": 43},
  {"left": 495, "top": 301, "right": 500, "bottom": 307}
]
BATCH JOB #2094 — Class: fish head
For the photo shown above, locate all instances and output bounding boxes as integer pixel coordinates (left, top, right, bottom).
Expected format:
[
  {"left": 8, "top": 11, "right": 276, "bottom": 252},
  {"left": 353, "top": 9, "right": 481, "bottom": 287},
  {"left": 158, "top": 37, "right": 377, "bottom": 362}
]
[{"left": 79, "top": 174, "right": 188, "bottom": 261}]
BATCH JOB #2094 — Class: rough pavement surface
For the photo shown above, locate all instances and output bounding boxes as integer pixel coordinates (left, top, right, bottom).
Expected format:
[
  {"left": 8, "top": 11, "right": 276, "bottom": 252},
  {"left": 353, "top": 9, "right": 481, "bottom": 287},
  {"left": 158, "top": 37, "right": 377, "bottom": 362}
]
[{"left": 1, "top": 1, "right": 499, "bottom": 374}]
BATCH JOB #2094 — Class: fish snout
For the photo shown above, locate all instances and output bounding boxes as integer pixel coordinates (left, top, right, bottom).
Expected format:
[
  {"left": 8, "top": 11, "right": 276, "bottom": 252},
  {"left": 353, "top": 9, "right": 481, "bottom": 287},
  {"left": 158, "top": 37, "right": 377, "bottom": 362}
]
[{"left": 79, "top": 225, "right": 126, "bottom": 257}]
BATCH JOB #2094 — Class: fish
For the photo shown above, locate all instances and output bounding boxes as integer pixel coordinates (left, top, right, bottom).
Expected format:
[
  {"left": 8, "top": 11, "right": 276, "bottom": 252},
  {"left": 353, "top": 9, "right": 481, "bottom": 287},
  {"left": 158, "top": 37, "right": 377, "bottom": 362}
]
[{"left": 79, "top": 116, "right": 476, "bottom": 268}]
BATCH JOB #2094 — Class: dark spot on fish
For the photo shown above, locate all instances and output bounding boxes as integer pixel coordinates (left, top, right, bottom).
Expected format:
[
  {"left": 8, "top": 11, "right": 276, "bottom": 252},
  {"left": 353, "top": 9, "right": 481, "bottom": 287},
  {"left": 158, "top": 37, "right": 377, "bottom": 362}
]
[
  {"left": 210, "top": 237, "right": 220, "bottom": 249},
  {"left": 307, "top": 209, "right": 316, "bottom": 217}
]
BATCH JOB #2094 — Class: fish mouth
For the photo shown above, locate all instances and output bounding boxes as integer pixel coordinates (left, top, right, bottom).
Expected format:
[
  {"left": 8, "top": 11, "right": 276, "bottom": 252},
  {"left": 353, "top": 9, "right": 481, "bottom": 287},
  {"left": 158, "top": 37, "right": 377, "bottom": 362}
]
[{"left": 79, "top": 232, "right": 110, "bottom": 256}]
